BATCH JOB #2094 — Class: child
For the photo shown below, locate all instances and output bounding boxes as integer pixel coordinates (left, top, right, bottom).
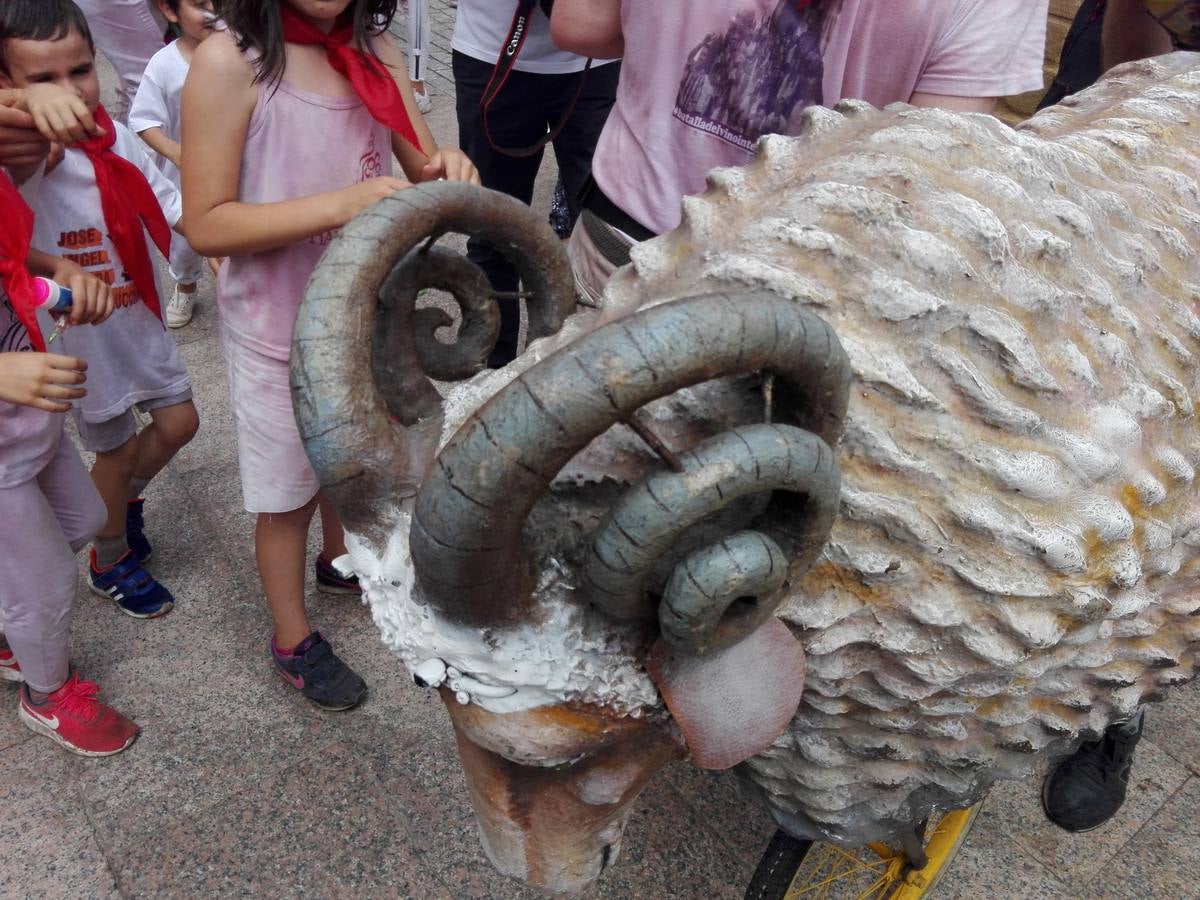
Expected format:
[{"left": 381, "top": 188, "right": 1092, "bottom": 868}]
[
  {"left": 182, "top": 0, "right": 478, "bottom": 710},
  {"left": 0, "top": 1, "right": 200, "bottom": 619},
  {"left": 0, "top": 163, "right": 138, "bottom": 756},
  {"left": 129, "top": 0, "right": 216, "bottom": 328}
]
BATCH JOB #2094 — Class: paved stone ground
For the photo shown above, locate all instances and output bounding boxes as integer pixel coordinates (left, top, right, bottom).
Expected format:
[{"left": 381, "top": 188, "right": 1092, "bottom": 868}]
[{"left": 3, "top": 4, "right": 1200, "bottom": 899}]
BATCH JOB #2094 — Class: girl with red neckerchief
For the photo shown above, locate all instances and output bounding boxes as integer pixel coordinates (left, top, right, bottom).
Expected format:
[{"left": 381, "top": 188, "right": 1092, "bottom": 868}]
[{"left": 181, "top": 0, "right": 478, "bottom": 711}]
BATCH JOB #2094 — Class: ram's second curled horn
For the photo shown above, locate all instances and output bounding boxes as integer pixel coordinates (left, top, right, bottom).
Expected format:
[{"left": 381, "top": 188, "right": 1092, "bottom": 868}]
[{"left": 410, "top": 292, "right": 852, "bottom": 628}]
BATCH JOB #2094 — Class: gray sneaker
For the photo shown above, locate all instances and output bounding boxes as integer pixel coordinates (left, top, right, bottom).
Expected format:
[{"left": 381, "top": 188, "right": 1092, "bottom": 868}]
[{"left": 271, "top": 632, "right": 367, "bottom": 711}]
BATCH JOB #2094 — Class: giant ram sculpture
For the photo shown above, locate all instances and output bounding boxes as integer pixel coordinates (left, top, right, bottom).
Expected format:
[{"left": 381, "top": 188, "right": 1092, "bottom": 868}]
[{"left": 290, "top": 54, "right": 1200, "bottom": 893}]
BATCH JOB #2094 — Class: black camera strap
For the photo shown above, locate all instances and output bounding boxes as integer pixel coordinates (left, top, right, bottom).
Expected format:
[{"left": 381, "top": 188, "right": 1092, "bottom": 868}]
[{"left": 480, "top": 0, "right": 593, "bottom": 158}]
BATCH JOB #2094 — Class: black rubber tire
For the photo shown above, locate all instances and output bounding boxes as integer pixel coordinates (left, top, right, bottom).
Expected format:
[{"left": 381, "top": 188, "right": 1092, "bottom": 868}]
[{"left": 744, "top": 829, "right": 814, "bottom": 900}]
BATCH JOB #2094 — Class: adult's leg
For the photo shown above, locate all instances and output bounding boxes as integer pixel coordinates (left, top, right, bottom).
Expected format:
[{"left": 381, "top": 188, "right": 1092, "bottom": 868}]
[
  {"left": 452, "top": 51, "right": 549, "bottom": 366},
  {"left": 547, "top": 61, "right": 622, "bottom": 225},
  {"left": 75, "top": 0, "right": 164, "bottom": 122},
  {"left": 0, "top": 436, "right": 105, "bottom": 695}
]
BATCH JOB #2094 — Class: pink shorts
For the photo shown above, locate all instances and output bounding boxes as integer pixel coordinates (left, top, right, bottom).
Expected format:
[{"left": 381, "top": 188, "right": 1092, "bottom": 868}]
[{"left": 220, "top": 327, "right": 319, "bottom": 514}]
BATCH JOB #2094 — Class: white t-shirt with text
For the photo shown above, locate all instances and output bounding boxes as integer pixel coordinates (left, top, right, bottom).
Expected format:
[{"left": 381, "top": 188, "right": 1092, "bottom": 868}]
[{"left": 22, "top": 123, "right": 190, "bottom": 424}]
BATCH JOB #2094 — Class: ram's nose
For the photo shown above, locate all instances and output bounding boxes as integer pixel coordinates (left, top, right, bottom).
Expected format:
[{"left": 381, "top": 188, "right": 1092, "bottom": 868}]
[{"left": 442, "top": 697, "right": 681, "bottom": 894}]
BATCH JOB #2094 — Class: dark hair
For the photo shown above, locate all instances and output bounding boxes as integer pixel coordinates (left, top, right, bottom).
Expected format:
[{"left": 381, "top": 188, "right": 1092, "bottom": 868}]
[
  {"left": 0, "top": 0, "right": 94, "bottom": 76},
  {"left": 214, "top": 0, "right": 398, "bottom": 86},
  {"left": 159, "top": 0, "right": 180, "bottom": 41},
  {"left": 159, "top": 0, "right": 182, "bottom": 41}
]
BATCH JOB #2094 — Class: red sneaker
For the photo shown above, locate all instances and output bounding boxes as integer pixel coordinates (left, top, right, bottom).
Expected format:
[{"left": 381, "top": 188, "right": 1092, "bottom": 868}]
[
  {"left": 0, "top": 645, "right": 21, "bottom": 682},
  {"left": 18, "top": 674, "right": 139, "bottom": 756}
]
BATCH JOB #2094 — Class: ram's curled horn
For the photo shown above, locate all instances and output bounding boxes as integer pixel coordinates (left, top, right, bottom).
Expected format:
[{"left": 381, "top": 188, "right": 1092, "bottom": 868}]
[
  {"left": 411, "top": 291, "right": 852, "bottom": 629},
  {"left": 290, "top": 182, "right": 575, "bottom": 543},
  {"left": 585, "top": 423, "right": 841, "bottom": 655}
]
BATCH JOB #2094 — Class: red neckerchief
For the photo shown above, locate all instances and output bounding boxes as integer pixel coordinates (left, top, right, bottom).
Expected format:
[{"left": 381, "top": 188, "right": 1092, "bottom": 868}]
[
  {"left": 75, "top": 104, "right": 172, "bottom": 322},
  {"left": 0, "top": 171, "right": 45, "bottom": 352},
  {"left": 279, "top": 6, "right": 424, "bottom": 154}
]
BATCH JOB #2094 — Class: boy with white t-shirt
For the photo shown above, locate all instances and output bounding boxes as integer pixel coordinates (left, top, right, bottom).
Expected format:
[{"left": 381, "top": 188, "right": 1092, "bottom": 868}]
[
  {"left": 129, "top": 0, "right": 216, "bottom": 328},
  {"left": 1, "top": 0, "right": 199, "bottom": 621}
]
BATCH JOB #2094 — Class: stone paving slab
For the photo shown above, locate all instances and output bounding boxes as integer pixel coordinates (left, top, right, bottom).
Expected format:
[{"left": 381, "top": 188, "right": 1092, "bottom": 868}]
[
  {"left": 990, "top": 737, "right": 1192, "bottom": 885},
  {"left": 4, "top": 3, "right": 1199, "bottom": 899},
  {"left": 1093, "top": 776, "right": 1200, "bottom": 900}
]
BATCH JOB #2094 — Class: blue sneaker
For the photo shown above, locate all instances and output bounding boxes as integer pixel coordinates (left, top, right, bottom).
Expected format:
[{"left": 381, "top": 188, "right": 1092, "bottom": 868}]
[
  {"left": 89, "top": 550, "right": 175, "bottom": 619},
  {"left": 272, "top": 632, "right": 367, "bottom": 711},
  {"left": 125, "top": 498, "right": 152, "bottom": 562}
]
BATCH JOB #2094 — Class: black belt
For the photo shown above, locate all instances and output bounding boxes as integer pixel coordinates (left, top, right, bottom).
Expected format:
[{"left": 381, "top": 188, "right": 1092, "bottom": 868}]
[{"left": 579, "top": 177, "right": 657, "bottom": 244}]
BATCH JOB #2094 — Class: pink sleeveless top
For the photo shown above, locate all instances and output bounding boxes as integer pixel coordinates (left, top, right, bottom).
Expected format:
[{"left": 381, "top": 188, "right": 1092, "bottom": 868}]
[{"left": 218, "top": 79, "right": 390, "bottom": 360}]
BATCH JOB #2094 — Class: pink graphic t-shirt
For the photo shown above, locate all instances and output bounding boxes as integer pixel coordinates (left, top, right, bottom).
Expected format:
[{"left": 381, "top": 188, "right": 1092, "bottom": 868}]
[
  {"left": 593, "top": 0, "right": 1049, "bottom": 235},
  {"left": 217, "top": 79, "right": 389, "bottom": 360}
]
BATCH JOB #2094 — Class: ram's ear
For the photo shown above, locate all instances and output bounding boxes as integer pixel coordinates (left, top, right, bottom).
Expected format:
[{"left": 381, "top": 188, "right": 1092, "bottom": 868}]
[{"left": 647, "top": 617, "right": 805, "bottom": 770}]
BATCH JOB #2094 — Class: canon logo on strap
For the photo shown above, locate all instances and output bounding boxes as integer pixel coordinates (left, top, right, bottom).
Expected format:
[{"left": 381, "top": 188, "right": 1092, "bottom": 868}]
[{"left": 506, "top": 15, "right": 526, "bottom": 56}]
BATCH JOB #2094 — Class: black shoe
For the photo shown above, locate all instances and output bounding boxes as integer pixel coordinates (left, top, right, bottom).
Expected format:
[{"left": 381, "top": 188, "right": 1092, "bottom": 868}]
[
  {"left": 1041, "top": 711, "right": 1144, "bottom": 832},
  {"left": 272, "top": 632, "right": 367, "bottom": 711},
  {"left": 314, "top": 554, "right": 360, "bottom": 596}
]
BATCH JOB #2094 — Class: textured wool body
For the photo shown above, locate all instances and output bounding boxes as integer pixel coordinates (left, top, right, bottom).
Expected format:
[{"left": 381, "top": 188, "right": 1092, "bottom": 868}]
[{"left": 591, "top": 53, "right": 1200, "bottom": 842}]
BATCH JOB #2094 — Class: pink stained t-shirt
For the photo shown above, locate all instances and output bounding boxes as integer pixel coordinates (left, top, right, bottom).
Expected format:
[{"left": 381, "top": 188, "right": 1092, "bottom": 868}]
[
  {"left": 217, "top": 79, "right": 390, "bottom": 360},
  {"left": 592, "top": 0, "right": 1049, "bottom": 236}
]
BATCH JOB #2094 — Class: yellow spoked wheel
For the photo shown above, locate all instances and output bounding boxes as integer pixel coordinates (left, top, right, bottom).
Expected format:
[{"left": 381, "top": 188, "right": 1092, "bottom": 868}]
[{"left": 745, "top": 801, "right": 984, "bottom": 900}]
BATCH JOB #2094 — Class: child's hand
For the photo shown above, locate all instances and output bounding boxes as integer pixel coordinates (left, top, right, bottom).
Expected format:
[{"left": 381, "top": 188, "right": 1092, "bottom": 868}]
[
  {"left": 335, "top": 176, "right": 411, "bottom": 225},
  {"left": 21, "top": 84, "right": 104, "bottom": 146},
  {"left": 0, "top": 89, "right": 50, "bottom": 169},
  {"left": 0, "top": 351, "right": 87, "bottom": 413},
  {"left": 419, "top": 148, "right": 481, "bottom": 185},
  {"left": 47, "top": 259, "right": 114, "bottom": 325}
]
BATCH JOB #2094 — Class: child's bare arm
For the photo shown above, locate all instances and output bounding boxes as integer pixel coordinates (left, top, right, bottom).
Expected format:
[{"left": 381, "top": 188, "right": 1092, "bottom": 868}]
[
  {"left": 371, "top": 35, "right": 479, "bottom": 185},
  {"left": 137, "top": 126, "right": 181, "bottom": 169},
  {"left": 0, "top": 352, "right": 87, "bottom": 412},
  {"left": 27, "top": 249, "right": 114, "bottom": 326},
  {"left": 182, "top": 32, "right": 411, "bottom": 257},
  {"left": 20, "top": 84, "right": 104, "bottom": 146}
]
